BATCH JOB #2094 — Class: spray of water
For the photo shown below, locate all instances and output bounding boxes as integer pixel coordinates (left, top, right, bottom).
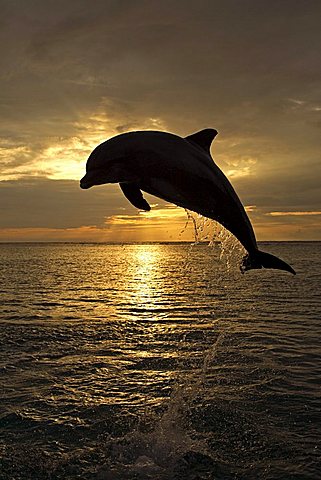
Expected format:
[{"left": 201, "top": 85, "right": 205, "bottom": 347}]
[
  {"left": 96, "top": 333, "right": 228, "bottom": 479},
  {"left": 181, "top": 210, "right": 245, "bottom": 272},
  {"left": 98, "top": 389, "right": 209, "bottom": 478}
]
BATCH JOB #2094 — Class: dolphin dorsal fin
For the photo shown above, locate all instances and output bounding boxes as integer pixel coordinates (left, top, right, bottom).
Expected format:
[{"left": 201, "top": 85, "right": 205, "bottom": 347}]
[{"left": 185, "top": 128, "right": 218, "bottom": 153}]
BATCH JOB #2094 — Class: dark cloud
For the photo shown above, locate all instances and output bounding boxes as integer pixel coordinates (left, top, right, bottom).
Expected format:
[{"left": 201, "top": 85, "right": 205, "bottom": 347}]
[
  {"left": 3, "top": 1, "right": 321, "bottom": 117},
  {"left": 0, "top": 177, "right": 133, "bottom": 228},
  {"left": 235, "top": 168, "right": 321, "bottom": 212}
]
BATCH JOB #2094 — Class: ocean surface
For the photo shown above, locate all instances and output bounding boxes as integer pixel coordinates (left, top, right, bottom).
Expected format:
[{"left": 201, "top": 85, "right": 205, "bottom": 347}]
[{"left": 0, "top": 241, "right": 320, "bottom": 479}]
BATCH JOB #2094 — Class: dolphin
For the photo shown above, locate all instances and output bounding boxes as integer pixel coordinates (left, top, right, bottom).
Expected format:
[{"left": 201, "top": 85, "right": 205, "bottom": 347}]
[{"left": 80, "top": 129, "right": 295, "bottom": 274}]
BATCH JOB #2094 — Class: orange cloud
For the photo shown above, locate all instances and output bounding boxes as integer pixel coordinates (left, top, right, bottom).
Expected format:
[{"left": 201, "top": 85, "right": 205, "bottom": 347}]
[
  {"left": 0, "top": 226, "right": 110, "bottom": 242},
  {"left": 0, "top": 208, "right": 222, "bottom": 243},
  {"left": 268, "top": 211, "right": 321, "bottom": 216}
]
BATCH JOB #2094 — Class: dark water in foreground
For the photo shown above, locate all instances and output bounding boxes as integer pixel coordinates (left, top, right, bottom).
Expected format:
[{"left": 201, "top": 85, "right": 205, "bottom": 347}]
[{"left": 0, "top": 242, "right": 320, "bottom": 479}]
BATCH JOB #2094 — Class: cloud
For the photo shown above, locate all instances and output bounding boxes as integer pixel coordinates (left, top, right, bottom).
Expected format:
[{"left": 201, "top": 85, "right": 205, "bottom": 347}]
[
  {"left": 0, "top": 177, "right": 198, "bottom": 242},
  {"left": 0, "top": 176, "right": 185, "bottom": 229},
  {"left": 0, "top": 226, "right": 110, "bottom": 243},
  {"left": 0, "top": 101, "right": 167, "bottom": 181},
  {"left": 268, "top": 211, "right": 321, "bottom": 216},
  {"left": 1, "top": 173, "right": 321, "bottom": 242},
  {"left": 0, "top": 177, "right": 127, "bottom": 228}
]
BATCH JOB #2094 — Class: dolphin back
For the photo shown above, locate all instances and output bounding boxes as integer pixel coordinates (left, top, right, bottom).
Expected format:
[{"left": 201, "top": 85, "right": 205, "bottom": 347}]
[{"left": 241, "top": 250, "right": 296, "bottom": 275}]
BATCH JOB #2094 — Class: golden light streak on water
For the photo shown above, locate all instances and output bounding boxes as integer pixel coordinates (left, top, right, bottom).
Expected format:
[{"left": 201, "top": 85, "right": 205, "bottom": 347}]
[{"left": 130, "top": 245, "right": 162, "bottom": 308}]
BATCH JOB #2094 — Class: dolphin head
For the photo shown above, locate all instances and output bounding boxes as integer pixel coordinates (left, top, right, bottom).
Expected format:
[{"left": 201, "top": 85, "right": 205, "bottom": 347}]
[
  {"left": 80, "top": 136, "right": 139, "bottom": 189},
  {"left": 80, "top": 162, "right": 127, "bottom": 189}
]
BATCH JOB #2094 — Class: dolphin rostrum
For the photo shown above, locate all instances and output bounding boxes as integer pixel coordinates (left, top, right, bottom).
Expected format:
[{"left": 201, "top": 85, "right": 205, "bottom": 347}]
[{"left": 80, "top": 129, "right": 295, "bottom": 274}]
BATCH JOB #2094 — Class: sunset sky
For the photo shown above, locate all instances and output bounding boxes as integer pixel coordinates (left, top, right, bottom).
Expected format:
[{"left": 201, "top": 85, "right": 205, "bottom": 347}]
[{"left": 1, "top": 0, "right": 320, "bottom": 242}]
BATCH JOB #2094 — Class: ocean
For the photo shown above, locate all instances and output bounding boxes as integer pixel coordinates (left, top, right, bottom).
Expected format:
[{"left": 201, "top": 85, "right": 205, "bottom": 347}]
[{"left": 0, "top": 242, "right": 320, "bottom": 479}]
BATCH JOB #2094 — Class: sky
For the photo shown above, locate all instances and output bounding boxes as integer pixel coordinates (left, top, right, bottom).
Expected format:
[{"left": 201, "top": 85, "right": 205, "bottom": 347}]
[{"left": 1, "top": 0, "right": 321, "bottom": 242}]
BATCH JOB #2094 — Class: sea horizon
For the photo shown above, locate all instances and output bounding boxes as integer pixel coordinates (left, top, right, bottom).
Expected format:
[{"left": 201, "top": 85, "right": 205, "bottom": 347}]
[{"left": 1, "top": 239, "right": 321, "bottom": 245}]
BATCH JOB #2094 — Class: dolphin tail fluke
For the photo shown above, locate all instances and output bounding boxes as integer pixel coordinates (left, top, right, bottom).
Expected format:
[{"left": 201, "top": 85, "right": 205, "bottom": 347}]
[{"left": 241, "top": 250, "right": 296, "bottom": 275}]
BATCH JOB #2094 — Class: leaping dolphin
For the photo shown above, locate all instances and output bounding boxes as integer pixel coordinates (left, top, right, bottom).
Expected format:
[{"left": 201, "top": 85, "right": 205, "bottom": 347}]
[{"left": 80, "top": 129, "right": 295, "bottom": 274}]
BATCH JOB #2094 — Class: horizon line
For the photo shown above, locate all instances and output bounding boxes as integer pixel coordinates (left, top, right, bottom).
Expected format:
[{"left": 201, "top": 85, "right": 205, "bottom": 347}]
[{"left": 1, "top": 240, "right": 320, "bottom": 245}]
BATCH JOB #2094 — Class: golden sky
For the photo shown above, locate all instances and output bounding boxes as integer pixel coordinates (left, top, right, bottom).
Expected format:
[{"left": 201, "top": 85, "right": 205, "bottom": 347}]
[{"left": 1, "top": 0, "right": 321, "bottom": 242}]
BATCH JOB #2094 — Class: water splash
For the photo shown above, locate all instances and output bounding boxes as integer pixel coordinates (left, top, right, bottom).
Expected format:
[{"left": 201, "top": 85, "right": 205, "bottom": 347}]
[
  {"left": 97, "top": 395, "right": 209, "bottom": 479},
  {"left": 97, "top": 333, "right": 227, "bottom": 480},
  {"left": 182, "top": 210, "right": 245, "bottom": 272}
]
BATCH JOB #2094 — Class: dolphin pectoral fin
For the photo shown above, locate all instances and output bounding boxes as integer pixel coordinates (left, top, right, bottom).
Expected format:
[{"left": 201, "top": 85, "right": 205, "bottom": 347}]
[
  {"left": 185, "top": 128, "right": 218, "bottom": 154},
  {"left": 119, "top": 183, "right": 151, "bottom": 211},
  {"left": 241, "top": 250, "right": 296, "bottom": 275}
]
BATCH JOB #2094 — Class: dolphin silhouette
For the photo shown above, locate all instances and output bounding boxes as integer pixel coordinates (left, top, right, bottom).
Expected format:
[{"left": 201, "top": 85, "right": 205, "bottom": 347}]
[{"left": 80, "top": 129, "right": 295, "bottom": 274}]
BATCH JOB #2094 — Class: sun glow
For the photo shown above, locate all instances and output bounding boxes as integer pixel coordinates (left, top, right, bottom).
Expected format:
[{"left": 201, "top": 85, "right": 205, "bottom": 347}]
[{"left": 0, "top": 102, "right": 167, "bottom": 182}]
